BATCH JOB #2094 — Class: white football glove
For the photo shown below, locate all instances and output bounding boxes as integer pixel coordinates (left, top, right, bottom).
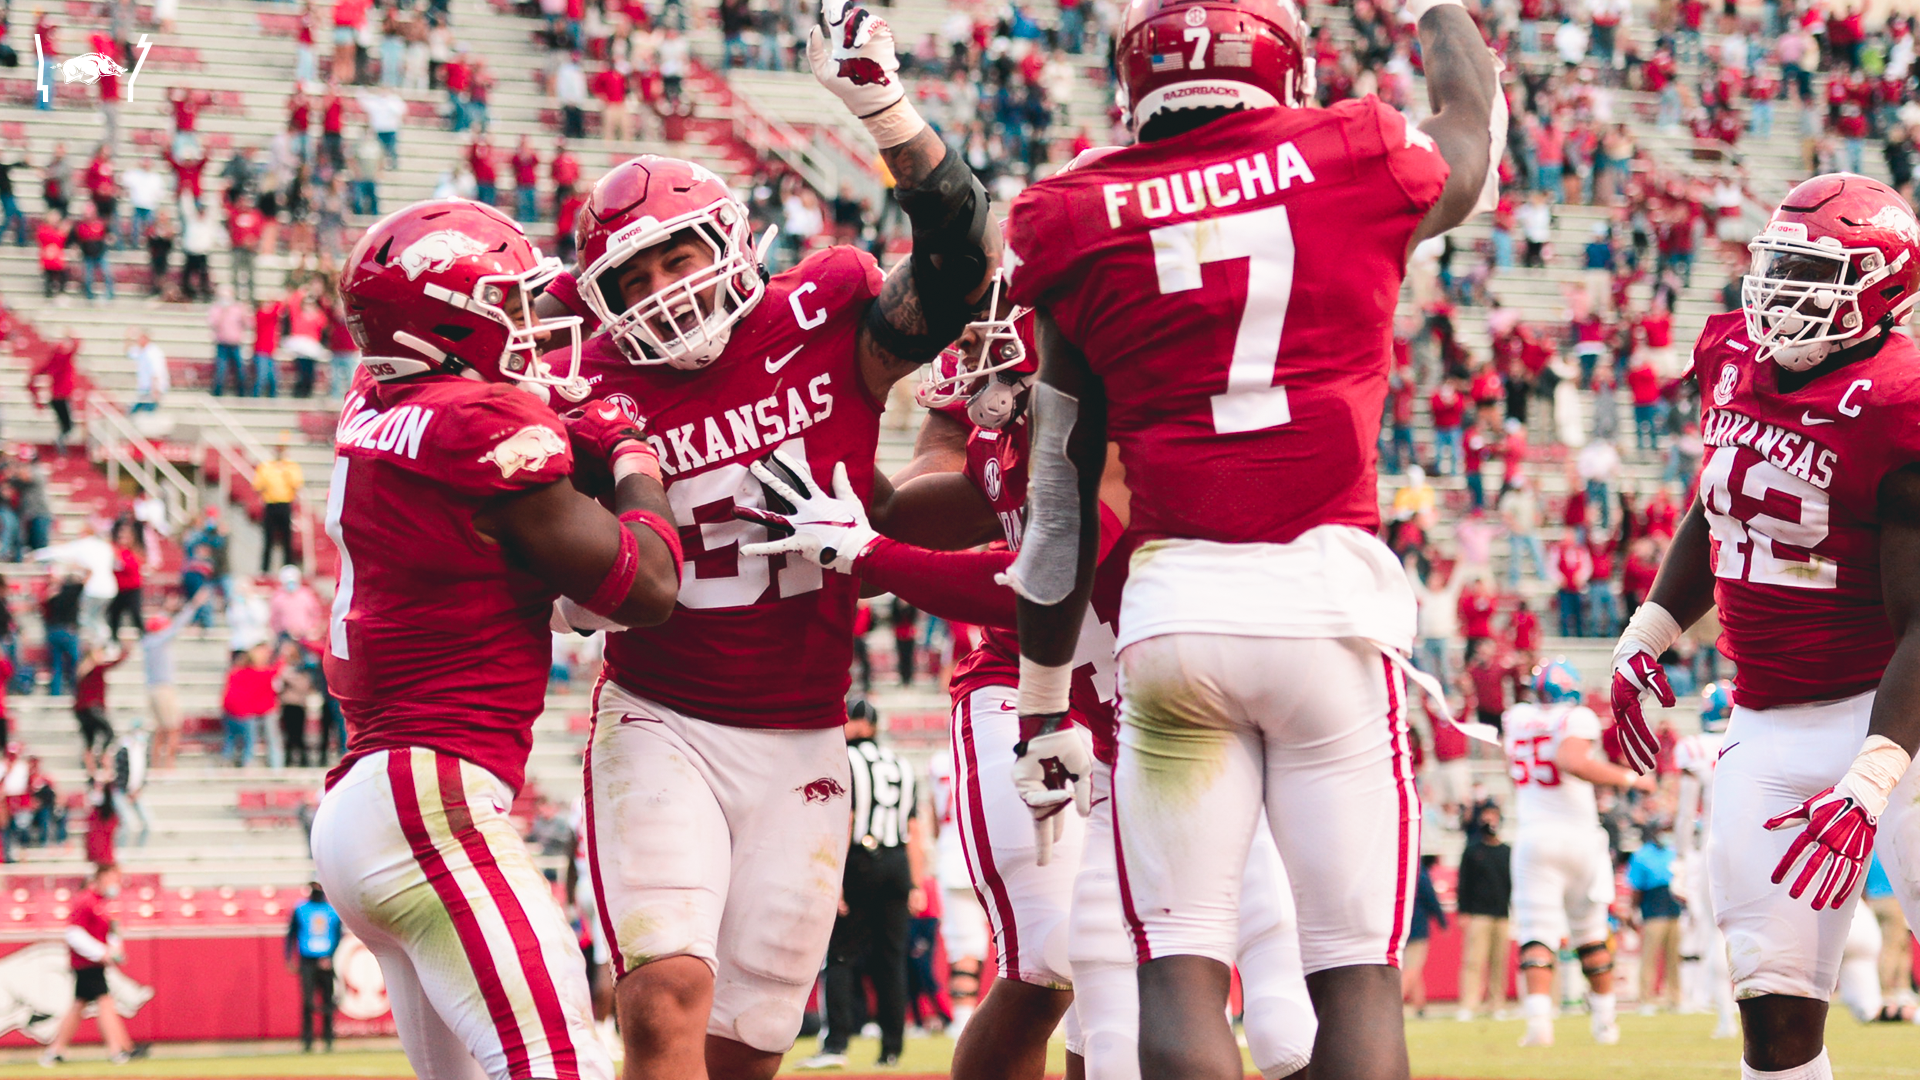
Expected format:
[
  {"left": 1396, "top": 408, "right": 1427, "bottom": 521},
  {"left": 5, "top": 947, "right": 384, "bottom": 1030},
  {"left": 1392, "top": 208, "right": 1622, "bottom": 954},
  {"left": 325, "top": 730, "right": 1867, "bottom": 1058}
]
[
  {"left": 1012, "top": 721, "right": 1093, "bottom": 867},
  {"left": 737, "top": 452, "right": 879, "bottom": 574},
  {"left": 807, "top": 0, "right": 924, "bottom": 146}
]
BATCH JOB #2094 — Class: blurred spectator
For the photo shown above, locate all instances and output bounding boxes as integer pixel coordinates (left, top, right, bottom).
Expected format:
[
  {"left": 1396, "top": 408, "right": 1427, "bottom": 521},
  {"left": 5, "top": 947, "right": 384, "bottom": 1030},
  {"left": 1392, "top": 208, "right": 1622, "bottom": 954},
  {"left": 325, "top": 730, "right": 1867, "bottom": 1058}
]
[
  {"left": 1553, "top": 534, "right": 1593, "bottom": 638},
  {"left": 38, "top": 520, "right": 118, "bottom": 638},
  {"left": 104, "top": 519, "right": 143, "bottom": 639},
  {"left": 358, "top": 86, "right": 407, "bottom": 168},
  {"left": 178, "top": 197, "right": 217, "bottom": 302},
  {"left": 69, "top": 202, "right": 113, "bottom": 303},
  {"left": 555, "top": 52, "right": 589, "bottom": 138},
  {"left": 1455, "top": 803, "right": 1511, "bottom": 1021},
  {"left": 275, "top": 641, "right": 313, "bottom": 768},
  {"left": 511, "top": 135, "right": 541, "bottom": 222},
  {"left": 143, "top": 589, "right": 207, "bottom": 772},
  {"left": 43, "top": 144, "right": 72, "bottom": 217},
  {"left": 27, "top": 327, "right": 79, "bottom": 452},
  {"left": 37, "top": 211, "right": 70, "bottom": 297},
  {"left": 287, "top": 883, "right": 343, "bottom": 1053},
  {"left": 1864, "top": 855, "right": 1915, "bottom": 1014},
  {"left": 228, "top": 192, "right": 266, "bottom": 303},
  {"left": 209, "top": 285, "right": 251, "bottom": 395},
  {"left": 254, "top": 294, "right": 285, "bottom": 398},
  {"left": 0, "top": 144, "right": 26, "bottom": 247},
  {"left": 1403, "top": 855, "right": 1446, "bottom": 1016},
  {"left": 223, "top": 642, "right": 279, "bottom": 768},
  {"left": 145, "top": 209, "right": 175, "bottom": 298},
  {"left": 255, "top": 443, "right": 304, "bottom": 573},
  {"left": 38, "top": 864, "right": 140, "bottom": 1068},
  {"left": 271, "top": 565, "right": 326, "bottom": 643},
  {"left": 467, "top": 137, "right": 499, "bottom": 206},
  {"left": 110, "top": 721, "right": 149, "bottom": 847},
  {"left": 1628, "top": 826, "right": 1683, "bottom": 1013},
  {"left": 127, "top": 329, "right": 168, "bottom": 414},
  {"left": 891, "top": 598, "right": 918, "bottom": 686},
  {"left": 286, "top": 287, "right": 329, "bottom": 399},
  {"left": 73, "top": 639, "right": 124, "bottom": 774}
]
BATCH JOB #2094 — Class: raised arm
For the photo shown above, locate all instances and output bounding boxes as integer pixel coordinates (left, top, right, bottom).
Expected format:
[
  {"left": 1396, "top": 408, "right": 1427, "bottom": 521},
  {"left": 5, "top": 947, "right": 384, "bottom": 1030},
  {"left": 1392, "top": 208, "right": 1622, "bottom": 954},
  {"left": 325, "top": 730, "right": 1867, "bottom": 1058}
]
[
  {"left": 1410, "top": 2, "right": 1502, "bottom": 246},
  {"left": 808, "top": 1, "right": 999, "bottom": 400}
]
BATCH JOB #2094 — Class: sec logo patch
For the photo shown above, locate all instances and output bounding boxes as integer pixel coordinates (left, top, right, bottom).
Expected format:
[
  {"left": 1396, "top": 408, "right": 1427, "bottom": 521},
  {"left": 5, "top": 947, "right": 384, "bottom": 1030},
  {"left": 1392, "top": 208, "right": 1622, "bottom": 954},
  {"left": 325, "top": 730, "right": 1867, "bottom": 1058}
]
[{"left": 983, "top": 457, "right": 1003, "bottom": 501}]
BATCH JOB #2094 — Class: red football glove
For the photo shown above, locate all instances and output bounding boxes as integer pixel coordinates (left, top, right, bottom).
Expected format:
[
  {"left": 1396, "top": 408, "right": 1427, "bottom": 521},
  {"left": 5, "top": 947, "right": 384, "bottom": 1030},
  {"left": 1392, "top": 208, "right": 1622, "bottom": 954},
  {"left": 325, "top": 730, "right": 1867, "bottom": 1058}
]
[
  {"left": 1765, "top": 782, "right": 1878, "bottom": 910},
  {"left": 1608, "top": 648, "right": 1671, "bottom": 775},
  {"left": 563, "top": 402, "right": 659, "bottom": 482}
]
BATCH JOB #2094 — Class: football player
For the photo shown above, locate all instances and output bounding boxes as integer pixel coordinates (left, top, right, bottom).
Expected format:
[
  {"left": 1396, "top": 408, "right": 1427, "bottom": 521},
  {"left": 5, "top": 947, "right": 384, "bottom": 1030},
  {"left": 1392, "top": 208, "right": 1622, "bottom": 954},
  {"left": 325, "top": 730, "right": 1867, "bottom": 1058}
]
[
  {"left": 552, "top": 4, "right": 999, "bottom": 1074},
  {"left": 1673, "top": 683, "right": 1738, "bottom": 1039},
  {"left": 309, "top": 199, "right": 684, "bottom": 1080},
  {"left": 1612, "top": 173, "right": 1920, "bottom": 1080},
  {"left": 741, "top": 294, "right": 1317, "bottom": 1080},
  {"left": 1501, "top": 661, "right": 1654, "bottom": 1048},
  {"left": 996, "top": 0, "right": 1502, "bottom": 1073}
]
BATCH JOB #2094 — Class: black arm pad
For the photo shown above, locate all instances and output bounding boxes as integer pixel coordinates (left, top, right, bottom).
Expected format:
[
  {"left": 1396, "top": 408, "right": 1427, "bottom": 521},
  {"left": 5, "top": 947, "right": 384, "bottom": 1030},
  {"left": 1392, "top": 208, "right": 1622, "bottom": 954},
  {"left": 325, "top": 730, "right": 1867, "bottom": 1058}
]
[{"left": 883, "top": 147, "right": 991, "bottom": 362}]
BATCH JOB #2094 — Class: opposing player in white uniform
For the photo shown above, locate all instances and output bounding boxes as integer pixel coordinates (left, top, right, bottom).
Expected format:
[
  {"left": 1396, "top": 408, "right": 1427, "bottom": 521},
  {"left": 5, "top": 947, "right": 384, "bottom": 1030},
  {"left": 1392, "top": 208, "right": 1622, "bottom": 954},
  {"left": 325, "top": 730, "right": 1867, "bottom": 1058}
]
[
  {"left": 926, "top": 746, "right": 989, "bottom": 1030},
  {"left": 1503, "top": 661, "right": 1653, "bottom": 1047},
  {"left": 1673, "top": 683, "right": 1738, "bottom": 1039}
]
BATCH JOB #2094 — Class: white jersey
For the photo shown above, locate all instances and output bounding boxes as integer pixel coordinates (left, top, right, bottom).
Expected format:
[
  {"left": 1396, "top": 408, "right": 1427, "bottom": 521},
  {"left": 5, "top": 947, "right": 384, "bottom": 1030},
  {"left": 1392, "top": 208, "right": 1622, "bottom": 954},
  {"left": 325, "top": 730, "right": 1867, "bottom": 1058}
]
[
  {"left": 1672, "top": 732, "right": 1723, "bottom": 779},
  {"left": 927, "top": 747, "right": 973, "bottom": 891},
  {"left": 1503, "top": 702, "right": 1602, "bottom": 830}
]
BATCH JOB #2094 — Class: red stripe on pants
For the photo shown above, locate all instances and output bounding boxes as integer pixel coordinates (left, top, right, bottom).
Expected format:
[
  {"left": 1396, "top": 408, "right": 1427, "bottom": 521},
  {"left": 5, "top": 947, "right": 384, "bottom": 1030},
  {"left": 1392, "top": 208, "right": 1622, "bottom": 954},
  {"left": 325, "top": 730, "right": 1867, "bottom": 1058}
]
[
  {"left": 433, "top": 753, "right": 582, "bottom": 1080},
  {"left": 388, "top": 749, "right": 532, "bottom": 1079},
  {"left": 582, "top": 670, "right": 625, "bottom": 980},
  {"left": 957, "top": 691, "right": 1023, "bottom": 980},
  {"left": 1383, "top": 655, "right": 1416, "bottom": 967},
  {"left": 1110, "top": 764, "right": 1152, "bottom": 964}
]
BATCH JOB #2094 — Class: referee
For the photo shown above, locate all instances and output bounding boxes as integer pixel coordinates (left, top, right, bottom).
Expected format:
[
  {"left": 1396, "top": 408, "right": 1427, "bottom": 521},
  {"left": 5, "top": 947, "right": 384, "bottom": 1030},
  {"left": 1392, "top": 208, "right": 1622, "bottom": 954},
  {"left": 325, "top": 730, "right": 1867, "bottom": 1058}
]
[{"left": 810, "top": 700, "right": 929, "bottom": 1068}]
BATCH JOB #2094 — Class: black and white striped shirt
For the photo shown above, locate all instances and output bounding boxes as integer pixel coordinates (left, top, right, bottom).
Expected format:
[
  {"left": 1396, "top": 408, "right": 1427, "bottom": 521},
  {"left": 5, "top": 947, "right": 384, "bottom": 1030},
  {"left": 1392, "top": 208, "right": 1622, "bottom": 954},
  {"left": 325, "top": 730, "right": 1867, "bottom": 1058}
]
[{"left": 847, "top": 739, "right": 917, "bottom": 850}]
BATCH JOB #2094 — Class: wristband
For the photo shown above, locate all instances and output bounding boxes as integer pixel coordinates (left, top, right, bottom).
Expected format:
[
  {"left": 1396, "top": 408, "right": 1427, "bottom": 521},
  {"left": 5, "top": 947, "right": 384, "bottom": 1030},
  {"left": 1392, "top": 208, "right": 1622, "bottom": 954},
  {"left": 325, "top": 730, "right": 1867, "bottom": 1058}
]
[
  {"left": 612, "top": 441, "right": 662, "bottom": 484},
  {"left": 582, "top": 524, "right": 641, "bottom": 618},
  {"left": 862, "top": 97, "right": 927, "bottom": 149},
  {"left": 1017, "top": 655, "right": 1072, "bottom": 716},
  {"left": 621, "top": 508, "right": 685, "bottom": 584},
  {"left": 1842, "top": 735, "right": 1912, "bottom": 819},
  {"left": 1615, "top": 600, "right": 1683, "bottom": 663}
]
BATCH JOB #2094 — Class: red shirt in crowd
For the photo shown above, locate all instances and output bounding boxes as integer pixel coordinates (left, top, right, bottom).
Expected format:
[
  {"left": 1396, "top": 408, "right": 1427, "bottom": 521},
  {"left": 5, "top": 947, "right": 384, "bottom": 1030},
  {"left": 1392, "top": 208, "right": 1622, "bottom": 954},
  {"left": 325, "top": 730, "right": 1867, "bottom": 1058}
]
[
  {"left": 224, "top": 662, "right": 282, "bottom": 717},
  {"left": 1622, "top": 552, "right": 1658, "bottom": 603},
  {"left": 1510, "top": 606, "right": 1540, "bottom": 651},
  {"left": 74, "top": 651, "right": 124, "bottom": 711},
  {"left": 37, "top": 222, "right": 68, "bottom": 271},
  {"left": 323, "top": 95, "right": 345, "bottom": 135},
  {"left": 1458, "top": 589, "right": 1496, "bottom": 640},
  {"left": 1627, "top": 361, "right": 1661, "bottom": 406},
  {"left": 467, "top": 142, "right": 497, "bottom": 186},
  {"left": 255, "top": 300, "right": 284, "bottom": 355},
  {"left": 30, "top": 338, "right": 78, "bottom": 400},
  {"left": 228, "top": 205, "right": 265, "bottom": 251},
  {"left": 1429, "top": 385, "right": 1466, "bottom": 429},
  {"left": 1639, "top": 311, "right": 1673, "bottom": 349},
  {"left": 551, "top": 150, "right": 580, "bottom": 190},
  {"left": 511, "top": 146, "right": 540, "bottom": 186}
]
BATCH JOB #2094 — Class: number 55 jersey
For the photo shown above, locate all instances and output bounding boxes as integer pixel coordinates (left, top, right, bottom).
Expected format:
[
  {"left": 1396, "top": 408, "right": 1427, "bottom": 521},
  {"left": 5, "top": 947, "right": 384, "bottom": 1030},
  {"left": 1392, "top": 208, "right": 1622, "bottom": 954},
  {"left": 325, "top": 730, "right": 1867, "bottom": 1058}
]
[
  {"left": 1691, "top": 311, "right": 1920, "bottom": 710},
  {"left": 1004, "top": 99, "right": 1449, "bottom": 651}
]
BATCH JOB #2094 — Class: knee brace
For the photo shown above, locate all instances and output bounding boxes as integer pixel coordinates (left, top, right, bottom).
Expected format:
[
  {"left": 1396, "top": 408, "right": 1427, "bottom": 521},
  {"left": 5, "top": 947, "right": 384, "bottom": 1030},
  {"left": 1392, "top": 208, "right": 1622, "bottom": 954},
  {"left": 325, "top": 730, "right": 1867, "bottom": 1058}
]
[
  {"left": 1577, "top": 942, "right": 1614, "bottom": 977},
  {"left": 1518, "top": 943, "right": 1556, "bottom": 971},
  {"left": 948, "top": 959, "right": 981, "bottom": 998}
]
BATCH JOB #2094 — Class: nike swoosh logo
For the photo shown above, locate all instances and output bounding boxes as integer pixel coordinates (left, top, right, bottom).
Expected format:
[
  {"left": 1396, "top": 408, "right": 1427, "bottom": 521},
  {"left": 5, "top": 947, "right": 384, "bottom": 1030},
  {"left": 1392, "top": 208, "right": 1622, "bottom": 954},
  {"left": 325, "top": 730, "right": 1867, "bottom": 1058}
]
[
  {"left": 764, "top": 346, "right": 803, "bottom": 374},
  {"left": 619, "top": 713, "right": 663, "bottom": 725},
  {"left": 1801, "top": 412, "right": 1834, "bottom": 426},
  {"left": 1718, "top": 741, "right": 1739, "bottom": 761}
]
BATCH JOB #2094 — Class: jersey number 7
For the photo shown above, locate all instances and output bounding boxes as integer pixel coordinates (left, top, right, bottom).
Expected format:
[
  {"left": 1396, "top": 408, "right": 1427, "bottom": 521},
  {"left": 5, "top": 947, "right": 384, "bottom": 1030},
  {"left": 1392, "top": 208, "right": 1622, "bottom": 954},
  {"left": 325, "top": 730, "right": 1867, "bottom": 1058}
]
[{"left": 1149, "top": 204, "right": 1295, "bottom": 435}]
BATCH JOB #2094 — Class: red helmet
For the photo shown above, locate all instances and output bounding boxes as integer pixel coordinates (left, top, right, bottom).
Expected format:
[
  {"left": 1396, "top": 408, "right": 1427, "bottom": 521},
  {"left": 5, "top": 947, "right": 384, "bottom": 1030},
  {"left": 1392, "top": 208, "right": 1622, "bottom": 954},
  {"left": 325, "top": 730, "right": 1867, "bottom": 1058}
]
[
  {"left": 917, "top": 268, "right": 1033, "bottom": 428},
  {"left": 1744, "top": 173, "right": 1920, "bottom": 371},
  {"left": 341, "top": 199, "right": 585, "bottom": 399},
  {"left": 1115, "top": 0, "right": 1312, "bottom": 136},
  {"left": 574, "top": 155, "right": 767, "bottom": 371}
]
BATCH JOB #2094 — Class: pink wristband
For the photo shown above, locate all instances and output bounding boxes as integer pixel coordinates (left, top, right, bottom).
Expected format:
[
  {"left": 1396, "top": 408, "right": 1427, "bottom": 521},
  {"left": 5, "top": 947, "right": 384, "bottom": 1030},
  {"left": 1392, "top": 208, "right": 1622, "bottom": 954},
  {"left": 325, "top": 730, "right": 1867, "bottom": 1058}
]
[
  {"left": 583, "top": 524, "right": 641, "bottom": 618},
  {"left": 620, "top": 509, "right": 685, "bottom": 584}
]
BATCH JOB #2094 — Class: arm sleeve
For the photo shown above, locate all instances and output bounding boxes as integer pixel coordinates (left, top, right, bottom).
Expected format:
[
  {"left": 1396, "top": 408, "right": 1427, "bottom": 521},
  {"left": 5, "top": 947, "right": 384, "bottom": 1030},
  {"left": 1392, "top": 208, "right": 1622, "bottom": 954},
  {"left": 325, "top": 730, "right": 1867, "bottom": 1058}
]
[
  {"left": 65, "top": 925, "right": 109, "bottom": 962},
  {"left": 855, "top": 540, "right": 1017, "bottom": 630}
]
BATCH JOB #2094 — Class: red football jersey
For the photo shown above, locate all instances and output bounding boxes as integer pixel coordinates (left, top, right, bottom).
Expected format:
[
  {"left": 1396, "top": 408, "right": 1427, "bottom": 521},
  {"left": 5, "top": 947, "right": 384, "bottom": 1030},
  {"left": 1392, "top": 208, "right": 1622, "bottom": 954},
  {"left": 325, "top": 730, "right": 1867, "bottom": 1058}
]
[
  {"left": 324, "top": 367, "right": 574, "bottom": 794},
  {"left": 1693, "top": 312, "right": 1920, "bottom": 710},
  {"left": 941, "top": 408, "right": 1131, "bottom": 763},
  {"left": 574, "top": 246, "right": 886, "bottom": 729},
  {"left": 1005, "top": 100, "right": 1449, "bottom": 547}
]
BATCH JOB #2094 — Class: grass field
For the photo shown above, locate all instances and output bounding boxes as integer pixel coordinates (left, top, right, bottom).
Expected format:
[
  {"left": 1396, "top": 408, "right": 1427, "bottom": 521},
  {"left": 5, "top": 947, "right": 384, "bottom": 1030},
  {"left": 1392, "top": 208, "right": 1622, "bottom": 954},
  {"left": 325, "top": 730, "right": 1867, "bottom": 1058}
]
[{"left": 8, "top": 1013, "right": 1920, "bottom": 1079}]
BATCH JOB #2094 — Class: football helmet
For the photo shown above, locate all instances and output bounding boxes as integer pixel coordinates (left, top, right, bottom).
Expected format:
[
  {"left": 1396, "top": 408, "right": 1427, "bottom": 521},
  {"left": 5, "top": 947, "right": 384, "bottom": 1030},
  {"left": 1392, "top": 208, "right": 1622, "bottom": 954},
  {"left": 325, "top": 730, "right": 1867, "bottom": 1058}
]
[
  {"left": 1701, "top": 681, "right": 1732, "bottom": 734},
  {"left": 917, "top": 269, "right": 1033, "bottom": 428},
  {"left": 1743, "top": 173, "right": 1920, "bottom": 372},
  {"left": 1533, "top": 658, "right": 1583, "bottom": 704},
  {"left": 574, "top": 155, "right": 769, "bottom": 370},
  {"left": 341, "top": 199, "right": 586, "bottom": 400},
  {"left": 1115, "top": 0, "right": 1312, "bottom": 135}
]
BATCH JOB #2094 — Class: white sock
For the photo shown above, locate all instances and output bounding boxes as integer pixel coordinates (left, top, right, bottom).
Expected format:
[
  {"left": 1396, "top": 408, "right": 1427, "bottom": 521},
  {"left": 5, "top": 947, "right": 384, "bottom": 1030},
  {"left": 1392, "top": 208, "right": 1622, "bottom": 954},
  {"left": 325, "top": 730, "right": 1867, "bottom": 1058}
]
[
  {"left": 1589, "top": 991, "right": 1617, "bottom": 1026},
  {"left": 1742, "top": 1049, "right": 1832, "bottom": 1080},
  {"left": 1524, "top": 993, "right": 1553, "bottom": 1024}
]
